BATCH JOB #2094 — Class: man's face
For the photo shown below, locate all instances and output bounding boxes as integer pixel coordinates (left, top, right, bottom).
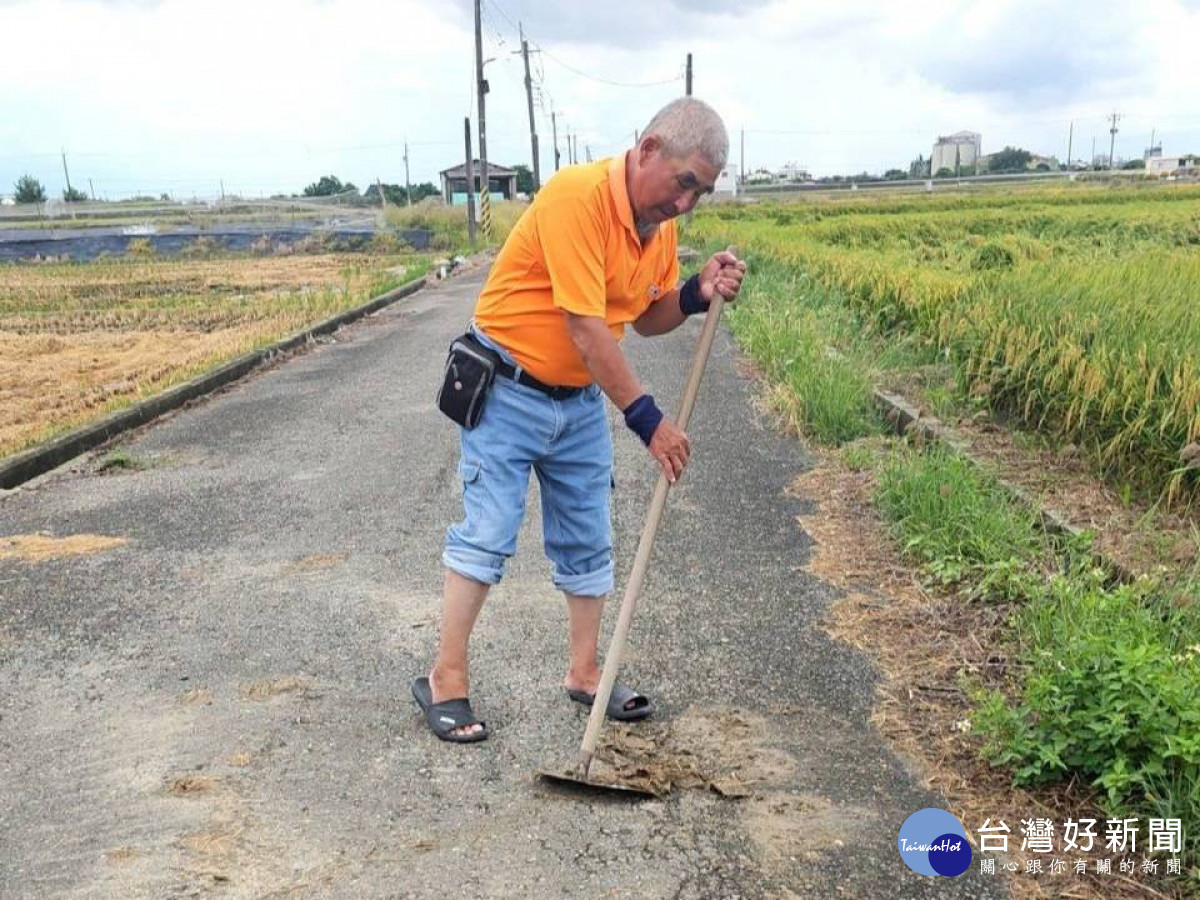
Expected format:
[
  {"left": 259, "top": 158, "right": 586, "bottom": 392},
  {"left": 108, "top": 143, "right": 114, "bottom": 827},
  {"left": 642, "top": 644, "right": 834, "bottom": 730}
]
[{"left": 629, "top": 139, "right": 719, "bottom": 225}]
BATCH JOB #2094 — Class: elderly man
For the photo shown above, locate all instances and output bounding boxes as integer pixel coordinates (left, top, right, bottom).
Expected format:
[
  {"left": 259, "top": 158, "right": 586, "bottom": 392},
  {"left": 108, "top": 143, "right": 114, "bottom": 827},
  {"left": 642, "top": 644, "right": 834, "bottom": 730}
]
[{"left": 413, "top": 97, "right": 746, "bottom": 742}]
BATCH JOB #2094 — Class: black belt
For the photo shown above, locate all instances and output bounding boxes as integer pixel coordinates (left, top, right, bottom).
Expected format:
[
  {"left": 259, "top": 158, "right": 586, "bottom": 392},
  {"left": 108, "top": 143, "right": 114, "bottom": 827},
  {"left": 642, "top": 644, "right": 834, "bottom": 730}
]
[{"left": 495, "top": 360, "right": 585, "bottom": 400}]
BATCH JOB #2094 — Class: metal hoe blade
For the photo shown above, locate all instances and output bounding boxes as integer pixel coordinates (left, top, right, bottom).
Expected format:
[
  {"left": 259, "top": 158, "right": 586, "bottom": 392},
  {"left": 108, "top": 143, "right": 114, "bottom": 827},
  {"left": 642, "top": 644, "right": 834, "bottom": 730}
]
[{"left": 536, "top": 758, "right": 666, "bottom": 798}]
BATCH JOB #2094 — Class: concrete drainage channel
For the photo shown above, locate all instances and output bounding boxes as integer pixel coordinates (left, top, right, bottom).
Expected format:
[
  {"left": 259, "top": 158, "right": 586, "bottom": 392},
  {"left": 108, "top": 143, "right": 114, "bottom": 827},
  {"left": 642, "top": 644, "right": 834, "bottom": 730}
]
[{"left": 0, "top": 268, "right": 444, "bottom": 491}]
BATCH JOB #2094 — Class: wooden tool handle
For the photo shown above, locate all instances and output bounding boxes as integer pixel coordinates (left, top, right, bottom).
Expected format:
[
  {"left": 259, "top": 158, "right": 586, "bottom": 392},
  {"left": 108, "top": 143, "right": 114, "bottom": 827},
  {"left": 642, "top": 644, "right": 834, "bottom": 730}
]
[{"left": 579, "top": 291, "right": 727, "bottom": 775}]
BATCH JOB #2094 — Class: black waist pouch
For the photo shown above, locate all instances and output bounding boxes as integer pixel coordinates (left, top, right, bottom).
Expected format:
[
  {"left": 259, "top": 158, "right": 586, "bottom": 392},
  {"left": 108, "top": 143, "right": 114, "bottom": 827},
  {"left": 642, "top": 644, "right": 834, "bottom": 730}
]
[{"left": 437, "top": 331, "right": 503, "bottom": 429}]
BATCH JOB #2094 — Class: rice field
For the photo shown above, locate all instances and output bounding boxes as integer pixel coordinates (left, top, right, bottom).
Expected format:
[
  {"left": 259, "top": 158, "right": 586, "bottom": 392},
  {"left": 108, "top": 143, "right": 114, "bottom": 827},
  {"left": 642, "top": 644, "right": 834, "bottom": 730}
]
[
  {"left": 0, "top": 251, "right": 428, "bottom": 457},
  {"left": 690, "top": 183, "right": 1200, "bottom": 503}
]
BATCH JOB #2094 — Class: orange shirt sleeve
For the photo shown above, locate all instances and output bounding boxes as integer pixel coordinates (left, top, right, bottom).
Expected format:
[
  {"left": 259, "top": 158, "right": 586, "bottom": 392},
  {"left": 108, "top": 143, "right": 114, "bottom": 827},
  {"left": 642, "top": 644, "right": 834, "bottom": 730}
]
[{"left": 535, "top": 189, "right": 607, "bottom": 318}]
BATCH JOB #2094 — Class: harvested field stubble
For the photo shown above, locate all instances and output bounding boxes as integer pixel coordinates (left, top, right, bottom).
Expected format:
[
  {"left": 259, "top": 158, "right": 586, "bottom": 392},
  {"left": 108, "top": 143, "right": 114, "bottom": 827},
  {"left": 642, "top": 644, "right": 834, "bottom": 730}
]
[{"left": 0, "top": 251, "right": 428, "bottom": 457}]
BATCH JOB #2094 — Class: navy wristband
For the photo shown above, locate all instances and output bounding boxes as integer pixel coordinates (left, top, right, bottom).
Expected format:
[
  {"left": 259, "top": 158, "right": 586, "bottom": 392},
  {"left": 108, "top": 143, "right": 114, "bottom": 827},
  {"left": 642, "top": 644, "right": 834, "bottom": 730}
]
[
  {"left": 623, "top": 394, "right": 663, "bottom": 446},
  {"left": 678, "top": 274, "right": 708, "bottom": 316}
]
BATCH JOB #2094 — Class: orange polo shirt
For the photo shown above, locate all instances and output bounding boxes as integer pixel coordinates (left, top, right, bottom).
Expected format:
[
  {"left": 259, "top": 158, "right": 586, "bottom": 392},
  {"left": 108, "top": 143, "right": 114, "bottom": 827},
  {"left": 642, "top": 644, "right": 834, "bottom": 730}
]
[{"left": 473, "top": 154, "right": 680, "bottom": 387}]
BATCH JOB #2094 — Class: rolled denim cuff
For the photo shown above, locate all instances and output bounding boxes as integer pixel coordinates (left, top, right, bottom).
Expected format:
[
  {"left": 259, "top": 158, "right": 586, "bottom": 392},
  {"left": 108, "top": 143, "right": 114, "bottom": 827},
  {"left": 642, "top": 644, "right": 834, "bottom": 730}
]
[
  {"left": 442, "top": 547, "right": 504, "bottom": 586},
  {"left": 553, "top": 558, "right": 614, "bottom": 596}
]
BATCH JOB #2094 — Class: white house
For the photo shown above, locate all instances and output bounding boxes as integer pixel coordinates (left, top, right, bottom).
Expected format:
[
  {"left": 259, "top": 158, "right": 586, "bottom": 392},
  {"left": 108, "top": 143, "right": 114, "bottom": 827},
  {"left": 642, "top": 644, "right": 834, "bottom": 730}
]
[
  {"left": 776, "top": 162, "right": 811, "bottom": 182},
  {"left": 1147, "top": 155, "right": 1200, "bottom": 176}
]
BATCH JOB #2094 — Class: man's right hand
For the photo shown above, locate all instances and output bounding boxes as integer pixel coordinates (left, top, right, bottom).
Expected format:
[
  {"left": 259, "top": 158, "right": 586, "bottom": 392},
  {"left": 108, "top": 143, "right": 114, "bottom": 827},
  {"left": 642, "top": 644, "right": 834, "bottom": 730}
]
[{"left": 649, "top": 417, "right": 690, "bottom": 484}]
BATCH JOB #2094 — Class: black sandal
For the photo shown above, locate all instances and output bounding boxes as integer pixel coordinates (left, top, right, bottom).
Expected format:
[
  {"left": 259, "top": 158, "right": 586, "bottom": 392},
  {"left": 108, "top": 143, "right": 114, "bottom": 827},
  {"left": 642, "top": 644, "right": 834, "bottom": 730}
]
[
  {"left": 411, "top": 677, "right": 490, "bottom": 743},
  {"left": 566, "top": 683, "right": 653, "bottom": 721}
]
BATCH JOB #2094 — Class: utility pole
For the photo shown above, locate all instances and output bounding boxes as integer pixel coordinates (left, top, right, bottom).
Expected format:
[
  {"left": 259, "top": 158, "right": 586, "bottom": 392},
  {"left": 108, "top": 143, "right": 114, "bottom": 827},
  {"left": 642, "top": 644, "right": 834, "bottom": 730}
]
[
  {"left": 220, "top": 180, "right": 226, "bottom": 204},
  {"left": 685, "top": 53, "right": 692, "bottom": 96},
  {"left": 463, "top": 118, "right": 477, "bottom": 247},
  {"left": 740, "top": 128, "right": 745, "bottom": 185},
  {"left": 61, "top": 148, "right": 74, "bottom": 197},
  {"left": 376, "top": 177, "right": 386, "bottom": 209},
  {"left": 1108, "top": 111, "right": 1121, "bottom": 171},
  {"left": 572, "top": 134, "right": 577, "bottom": 165},
  {"left": 474, "top": 0, "right": 491, "bottom": 240},
  {"left": 551, "top": 107, "right": 561, "bottom": 171},
  {"left": 1067, "top": 121, "right": 1073, "bottom": 168},
  {"left": 88, "top": 178, "right": 95, "bottom": 201},
  {"left": 519, "top": 24, "right": 541, "bottom": 193},
  {"left": 1091, "top": 137, "right": 1096, "bottom": 168},
  {"left": 585, "top": 145, "right": 592, "bottom": 163},
  {"left": 404, "top": 141, "right": 412, "bottom": 206}
]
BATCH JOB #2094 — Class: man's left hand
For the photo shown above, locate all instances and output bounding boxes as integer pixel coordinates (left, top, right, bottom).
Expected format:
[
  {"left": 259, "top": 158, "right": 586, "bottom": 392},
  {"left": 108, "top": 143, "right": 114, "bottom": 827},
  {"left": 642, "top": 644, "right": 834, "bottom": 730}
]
[{"left": 698, "top": 250, "right": 747, "bottom": 305}]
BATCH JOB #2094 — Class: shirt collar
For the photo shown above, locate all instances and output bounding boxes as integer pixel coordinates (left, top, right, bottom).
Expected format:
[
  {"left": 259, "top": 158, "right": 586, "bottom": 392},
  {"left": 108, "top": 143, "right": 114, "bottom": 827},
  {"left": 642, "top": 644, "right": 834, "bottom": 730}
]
[{"left": 608, "top": 153, "right": 638, "bottom": 239}]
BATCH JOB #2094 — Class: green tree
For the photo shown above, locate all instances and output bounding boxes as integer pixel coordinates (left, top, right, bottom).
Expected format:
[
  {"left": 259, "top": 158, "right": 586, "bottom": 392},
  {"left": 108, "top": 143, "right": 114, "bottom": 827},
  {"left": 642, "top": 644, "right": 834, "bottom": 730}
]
[
  {"left": 513, "top": 164, "right": 534, "bottom": 194},
  {"left": 987, "top": 146, "right": 1033, "bottom": 173},
  {"left": 409, "top": 181, "right": 440, "bottom": 203},
  {"left": 63, "top": 186, "right": 88, "bottom": 202},
  {"left": 383, "top": 184, "right": 408, "bottom": 206},
  {"left": 14, "top": 174, "right": 46, "bottom": 203},
  {"left": 303, "top": 175, "right": 358, "bottom": 197},
  {"left": 884, "top": 169, "right": 908, "bottom": 180},
  {"left": 1122, "top": 158, "right": 1146, "bottom": 170},
  {"left": 364, "top": 182, "right": 393, "bottom": 204},
  {"left": 934, "top": 167, "right": 954, "bottom": 179}
]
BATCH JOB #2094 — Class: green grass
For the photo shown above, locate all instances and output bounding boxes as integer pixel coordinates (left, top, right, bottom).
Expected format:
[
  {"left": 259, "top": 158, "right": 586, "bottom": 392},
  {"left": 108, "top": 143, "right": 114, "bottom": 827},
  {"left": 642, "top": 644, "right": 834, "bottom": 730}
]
[
  {"left": 722, "top": 255, "right": 880, "bottom": 445},
  {"left": 874, "top": 441, "right": 1200, "bottom": 882},
  {"left": 97, "top": 448, "right": 145, "bottom": 472},
  {"left": 875, "top": 445, "right": 1048, "bottom": 597},
  {"left": 384, "top": 199, "right": 528, "bottom": 254}
]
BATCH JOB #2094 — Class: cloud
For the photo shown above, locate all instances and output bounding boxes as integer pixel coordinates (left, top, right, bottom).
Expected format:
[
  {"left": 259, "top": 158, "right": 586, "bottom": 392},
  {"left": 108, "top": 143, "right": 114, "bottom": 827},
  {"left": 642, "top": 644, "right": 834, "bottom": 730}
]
[
  {"left": 910, "top": 1, "right": 1151, "bottom": 109},
  {"left": 448, "top": 0, "right": 773, "bottom": 49},
  {"left": 3, "top": 0, "right": 1198, "bottom": 197}
]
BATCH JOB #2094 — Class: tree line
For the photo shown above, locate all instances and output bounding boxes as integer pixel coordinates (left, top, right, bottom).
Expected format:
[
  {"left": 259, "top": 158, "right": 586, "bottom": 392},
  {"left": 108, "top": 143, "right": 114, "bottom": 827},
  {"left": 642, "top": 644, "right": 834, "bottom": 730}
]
[{"left": 7, "top": 169, "right": 542, "bottom": 205}]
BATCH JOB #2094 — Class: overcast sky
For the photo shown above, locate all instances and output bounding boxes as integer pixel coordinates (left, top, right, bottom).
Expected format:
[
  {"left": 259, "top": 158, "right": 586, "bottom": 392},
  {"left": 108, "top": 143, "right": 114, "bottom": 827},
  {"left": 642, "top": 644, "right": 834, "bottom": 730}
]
[{"left": 2, "top": 0, "right": 1199, "bottom": 200}]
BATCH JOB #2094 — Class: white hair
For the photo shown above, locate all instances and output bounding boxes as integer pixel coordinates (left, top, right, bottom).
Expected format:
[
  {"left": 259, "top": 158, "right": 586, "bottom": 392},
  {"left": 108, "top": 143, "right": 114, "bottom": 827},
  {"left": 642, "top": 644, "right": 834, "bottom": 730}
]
[{"left": 640, "top": 97, "right": 729, "bottom": 170}]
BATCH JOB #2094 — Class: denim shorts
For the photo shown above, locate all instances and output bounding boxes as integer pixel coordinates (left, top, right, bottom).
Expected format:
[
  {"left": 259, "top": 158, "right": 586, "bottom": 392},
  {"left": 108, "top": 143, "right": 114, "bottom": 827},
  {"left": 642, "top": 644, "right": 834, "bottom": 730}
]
[{"left": 442, "top": 330, "right": 614, "bottom": 596}]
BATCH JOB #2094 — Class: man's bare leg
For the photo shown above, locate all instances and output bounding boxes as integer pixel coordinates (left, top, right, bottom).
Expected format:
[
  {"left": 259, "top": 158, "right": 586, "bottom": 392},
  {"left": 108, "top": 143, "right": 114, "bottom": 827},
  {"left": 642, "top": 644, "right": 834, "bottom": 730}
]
[
  {"left": 563, "top": 593, "right": 605, "bottom": 694},
  {"left": 429, "top": 569, "right": 490, "bottom": 737}
]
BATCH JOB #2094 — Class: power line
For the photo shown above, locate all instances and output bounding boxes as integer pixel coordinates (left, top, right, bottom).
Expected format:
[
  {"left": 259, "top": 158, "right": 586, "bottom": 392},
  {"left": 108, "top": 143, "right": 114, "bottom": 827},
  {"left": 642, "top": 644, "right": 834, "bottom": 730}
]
[
  {"left": 483, "top": 0, "right": 682, "bottom": 88},
  {"left": 534, "top": 43, "right": 683, "bottom": 88}
]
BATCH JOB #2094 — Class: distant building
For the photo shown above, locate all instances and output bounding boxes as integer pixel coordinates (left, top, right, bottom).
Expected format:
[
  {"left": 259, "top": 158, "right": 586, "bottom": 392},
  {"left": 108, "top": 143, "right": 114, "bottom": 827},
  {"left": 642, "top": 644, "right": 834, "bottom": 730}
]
[
  {"left": 931, "top": 131, "right": 982, "bottom": 175},
  {"left": 713, "top": 165, "right": 738, "bottom": 196},
  {"left": 776, "top": 162, "right": 811, "bottom": 182},
  {"left": 1147, "top": 155, "right": 1200, "bottom": 176},
  {"left": 439, "top": 161, "right": 518, "bottom": 205}
]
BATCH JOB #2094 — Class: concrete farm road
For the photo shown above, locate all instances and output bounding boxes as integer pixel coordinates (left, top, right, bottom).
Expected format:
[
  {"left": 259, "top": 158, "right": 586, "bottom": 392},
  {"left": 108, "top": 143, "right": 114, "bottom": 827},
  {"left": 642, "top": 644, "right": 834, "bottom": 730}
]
[{"left": 0, "top": 266, "right": 1005, "bottom": 899}]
